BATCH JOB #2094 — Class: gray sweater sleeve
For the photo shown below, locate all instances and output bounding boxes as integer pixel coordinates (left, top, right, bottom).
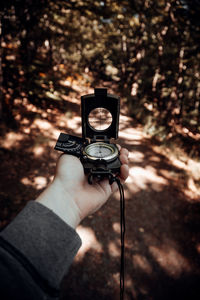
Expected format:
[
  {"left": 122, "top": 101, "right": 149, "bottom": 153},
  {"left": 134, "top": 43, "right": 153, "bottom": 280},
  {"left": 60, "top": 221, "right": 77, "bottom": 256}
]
[{"left": 0, "top": 201, "right": 82, "bottom": 299}]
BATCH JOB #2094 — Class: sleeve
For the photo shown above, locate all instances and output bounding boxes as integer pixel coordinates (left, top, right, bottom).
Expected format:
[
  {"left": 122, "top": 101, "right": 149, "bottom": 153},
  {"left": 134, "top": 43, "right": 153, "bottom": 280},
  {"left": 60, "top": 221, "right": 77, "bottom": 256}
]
[{"left": 0, "top": 201, "right": 82, "bottom": 300}]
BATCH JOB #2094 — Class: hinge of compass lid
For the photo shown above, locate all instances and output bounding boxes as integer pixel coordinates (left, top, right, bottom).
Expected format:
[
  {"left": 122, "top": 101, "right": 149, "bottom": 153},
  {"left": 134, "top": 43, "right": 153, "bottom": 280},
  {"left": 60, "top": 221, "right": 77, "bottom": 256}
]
[{"left": 91, "top": 135, "right": 110, "bottom": 143}]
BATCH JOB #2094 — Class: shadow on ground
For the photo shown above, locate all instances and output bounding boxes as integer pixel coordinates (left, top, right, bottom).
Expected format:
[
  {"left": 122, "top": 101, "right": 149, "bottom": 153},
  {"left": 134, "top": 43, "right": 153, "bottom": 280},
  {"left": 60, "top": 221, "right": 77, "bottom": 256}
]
[
  {"left": 0, "top": 95, "right": 200, "bottom": 300},
  {"left": 59, "top": 128, "right": 200, "bottom": 300}
]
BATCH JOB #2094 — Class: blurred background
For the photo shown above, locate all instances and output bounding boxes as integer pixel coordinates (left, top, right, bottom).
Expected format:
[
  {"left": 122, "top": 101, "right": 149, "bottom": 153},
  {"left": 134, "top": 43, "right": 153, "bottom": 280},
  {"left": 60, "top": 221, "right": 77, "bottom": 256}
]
[{"left": 0, "top": 0, "right": 200, "bottom": 299}]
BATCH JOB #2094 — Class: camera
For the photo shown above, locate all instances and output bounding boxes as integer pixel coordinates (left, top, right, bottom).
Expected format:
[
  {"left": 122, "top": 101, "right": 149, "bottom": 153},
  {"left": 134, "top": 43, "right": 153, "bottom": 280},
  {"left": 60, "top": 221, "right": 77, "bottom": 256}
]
[{"left": 54, "top": 88, "right": 121, "bottom": 184}]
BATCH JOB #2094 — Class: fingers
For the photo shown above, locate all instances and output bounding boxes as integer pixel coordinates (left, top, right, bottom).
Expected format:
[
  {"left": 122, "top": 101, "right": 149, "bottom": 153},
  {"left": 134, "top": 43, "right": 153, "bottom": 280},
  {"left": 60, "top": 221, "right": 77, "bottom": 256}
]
[
  {"left": 119, "top": 164, "right": 129, "bottom": 182},
  {"left": 119, "top": 147, "right": 129, "bottom": 167},
  {"left": 119, "top": 153, "right": 128, "bottom": 164},
  {"left": 118, "top": 145, "right": 129, "bottom": 162},
  {"left": 111, "top": 163, "right": 129, "bottom": 191},
  {"left": 111, "top": 181, "right": 118, "bottom": 193},
  {"left": 120, "top": 147, "right": 129, "bottom": 156},
  {"left": 117, "top": 144, "right": 128, "bottom": 155},
  {"left": 119, "top": 146, "right": 129, "bottom": 183},
  {"left": 116, "top": 144, "right": 121, "bottom": 151}
]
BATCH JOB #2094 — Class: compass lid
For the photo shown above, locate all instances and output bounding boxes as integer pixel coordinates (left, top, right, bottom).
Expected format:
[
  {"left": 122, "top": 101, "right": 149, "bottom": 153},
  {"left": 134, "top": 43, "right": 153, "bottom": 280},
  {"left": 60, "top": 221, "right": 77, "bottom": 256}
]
[{"left": 81, "top": 88, "right": 120, "bottom": 140}]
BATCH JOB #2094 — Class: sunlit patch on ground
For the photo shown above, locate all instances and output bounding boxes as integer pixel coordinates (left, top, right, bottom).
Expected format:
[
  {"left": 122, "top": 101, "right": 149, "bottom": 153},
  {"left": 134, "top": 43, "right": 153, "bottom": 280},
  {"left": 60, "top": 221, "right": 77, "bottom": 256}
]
[
  {"left": 1, "top": 132, "right": 24, "bottom": 148},
  {"left": 67, "top": 116, "right": 82, "bottom": 134},
  {"left": 76, "top": 225, "right": 103, "bottom": 259},
  {"left": 132, "top": 254, "right": 153, "bottom": 275},
  {"left": 149, "top": 244, "right": 191, "bottom": 278},
  {"left": 33, "top": 146, "right": 45, "bottom": 156},
  {"left": 112, "top": 222, "right": 121, "bottom": 234},
  {"left": 126, "top": 166, "right": 168, "bottom": 192},
  {"left": 32, "top": 119, "right": 52, "bottom": 130},
  {"left": 21, "top": 176, "right": 47, "bottom": 189},
  {"left": 59, "top": 79, "right": 93, "bottom": 95},
  {"left": 152, "top": 145, "right": 200, "bottom": 200},
  {"left": 108, "top": 241, "right": 120, "bottom": 257}
]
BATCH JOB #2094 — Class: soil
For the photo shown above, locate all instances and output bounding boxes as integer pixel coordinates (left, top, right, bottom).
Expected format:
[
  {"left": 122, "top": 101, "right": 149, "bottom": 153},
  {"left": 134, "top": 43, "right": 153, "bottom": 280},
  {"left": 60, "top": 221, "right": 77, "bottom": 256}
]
[{"left": 0, "top": 84, "right": 200, "bottom": 300}]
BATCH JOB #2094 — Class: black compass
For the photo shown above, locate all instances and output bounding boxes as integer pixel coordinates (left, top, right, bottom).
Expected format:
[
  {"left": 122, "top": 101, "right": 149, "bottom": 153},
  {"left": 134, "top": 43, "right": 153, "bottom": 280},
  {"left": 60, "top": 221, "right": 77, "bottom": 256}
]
[{"left": 55, "top": 88, "right": 121, "bottom": 183}]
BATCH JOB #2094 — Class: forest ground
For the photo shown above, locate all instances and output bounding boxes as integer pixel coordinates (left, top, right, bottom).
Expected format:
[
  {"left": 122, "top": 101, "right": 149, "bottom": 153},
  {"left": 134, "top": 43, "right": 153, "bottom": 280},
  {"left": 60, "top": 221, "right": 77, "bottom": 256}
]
[{"left": 0, "top": 81, "right": 200, "bottom": 300}]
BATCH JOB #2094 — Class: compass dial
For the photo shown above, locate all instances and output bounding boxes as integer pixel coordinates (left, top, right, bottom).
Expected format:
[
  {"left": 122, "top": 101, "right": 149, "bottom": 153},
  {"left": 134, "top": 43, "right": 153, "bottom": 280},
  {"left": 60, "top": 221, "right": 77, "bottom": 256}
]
[{"left": 83, "top": 142, "right": 118, "bottom": 161}]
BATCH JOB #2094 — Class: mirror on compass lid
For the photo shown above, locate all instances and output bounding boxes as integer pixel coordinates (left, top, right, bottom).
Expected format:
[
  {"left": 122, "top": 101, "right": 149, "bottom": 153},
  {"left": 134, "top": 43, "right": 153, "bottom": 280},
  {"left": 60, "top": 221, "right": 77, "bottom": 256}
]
[{"left": 88, "top": 107, "right": 113, "bottom": 131}]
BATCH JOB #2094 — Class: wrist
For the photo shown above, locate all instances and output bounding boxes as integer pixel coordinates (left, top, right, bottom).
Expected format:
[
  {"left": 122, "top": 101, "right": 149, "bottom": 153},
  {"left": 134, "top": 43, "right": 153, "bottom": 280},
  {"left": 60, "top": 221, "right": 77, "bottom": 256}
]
[{"left": 36, "top": 178, "right": 81, "bottom": 229}]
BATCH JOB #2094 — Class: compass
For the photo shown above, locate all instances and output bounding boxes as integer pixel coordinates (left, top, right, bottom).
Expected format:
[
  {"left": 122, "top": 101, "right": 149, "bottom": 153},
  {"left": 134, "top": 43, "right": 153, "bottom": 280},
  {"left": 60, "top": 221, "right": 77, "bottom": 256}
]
[
  {"left": 55, "top": 88, "right": 121, "bottom": 179},
  {"left": 83, "top": 142, "right": 119, "bottom": 162}
]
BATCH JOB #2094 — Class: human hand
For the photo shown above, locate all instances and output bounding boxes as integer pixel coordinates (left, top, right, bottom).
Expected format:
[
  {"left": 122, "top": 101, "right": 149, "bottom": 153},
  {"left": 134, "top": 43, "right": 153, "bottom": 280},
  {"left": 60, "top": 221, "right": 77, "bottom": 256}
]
[{"left": 36, "top": 146, "right": 129, "bottom": 228}]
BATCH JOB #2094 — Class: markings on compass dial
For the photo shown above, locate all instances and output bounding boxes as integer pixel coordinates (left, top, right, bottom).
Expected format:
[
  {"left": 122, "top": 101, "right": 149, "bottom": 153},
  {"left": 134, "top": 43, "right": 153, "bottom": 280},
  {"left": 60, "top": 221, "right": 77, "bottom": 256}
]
[{"left": 93, "top": 145, "right": 112, "bottom": 158}]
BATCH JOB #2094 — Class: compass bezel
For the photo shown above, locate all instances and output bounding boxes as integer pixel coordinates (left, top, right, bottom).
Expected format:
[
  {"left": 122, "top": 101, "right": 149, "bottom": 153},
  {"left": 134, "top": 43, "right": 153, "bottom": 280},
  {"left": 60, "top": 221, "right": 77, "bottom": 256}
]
[{"left": 83, "top": 142, "right": 118, "bottom": 162}]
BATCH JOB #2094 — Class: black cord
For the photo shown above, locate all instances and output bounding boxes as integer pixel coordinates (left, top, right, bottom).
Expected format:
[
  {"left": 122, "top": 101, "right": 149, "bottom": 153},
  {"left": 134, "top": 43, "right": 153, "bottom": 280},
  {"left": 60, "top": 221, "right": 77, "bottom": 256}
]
[
  {"left": 114, "top": 177, "right": 125, "bottom": 300},
  {"left": 90, "top": 173, "right": 126, "bottom": 299}
]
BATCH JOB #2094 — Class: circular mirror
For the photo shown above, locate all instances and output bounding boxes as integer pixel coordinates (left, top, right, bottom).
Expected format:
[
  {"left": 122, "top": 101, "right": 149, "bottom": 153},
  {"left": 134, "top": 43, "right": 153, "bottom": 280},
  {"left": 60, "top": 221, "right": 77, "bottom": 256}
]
[{"left": 88, "top": 107, "right": 112, "bottom": 131}]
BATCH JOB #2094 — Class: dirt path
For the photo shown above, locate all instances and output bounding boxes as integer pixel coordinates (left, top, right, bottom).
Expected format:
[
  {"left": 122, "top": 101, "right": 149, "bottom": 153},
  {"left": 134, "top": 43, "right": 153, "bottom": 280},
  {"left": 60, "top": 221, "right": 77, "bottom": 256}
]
[
  {"left": 0, "top": 91, "right": 200, "bottom": 300},
  {"left": 59, "top": 113, "right": 200, "bottom": 300}
]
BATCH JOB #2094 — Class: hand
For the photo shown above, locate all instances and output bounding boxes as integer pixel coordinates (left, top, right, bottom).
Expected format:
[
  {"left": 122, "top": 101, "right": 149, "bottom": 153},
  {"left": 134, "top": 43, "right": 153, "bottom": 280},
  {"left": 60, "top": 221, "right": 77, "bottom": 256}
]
[{"left": 36, "top": 147, "right": 129, "bottom": 228}]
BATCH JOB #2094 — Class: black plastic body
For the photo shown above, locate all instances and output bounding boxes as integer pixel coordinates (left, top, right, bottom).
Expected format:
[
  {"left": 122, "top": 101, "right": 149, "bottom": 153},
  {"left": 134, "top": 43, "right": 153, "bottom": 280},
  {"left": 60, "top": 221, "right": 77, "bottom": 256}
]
[{"left": 54, "top": 133, "right": 85, "bottom": 157}]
